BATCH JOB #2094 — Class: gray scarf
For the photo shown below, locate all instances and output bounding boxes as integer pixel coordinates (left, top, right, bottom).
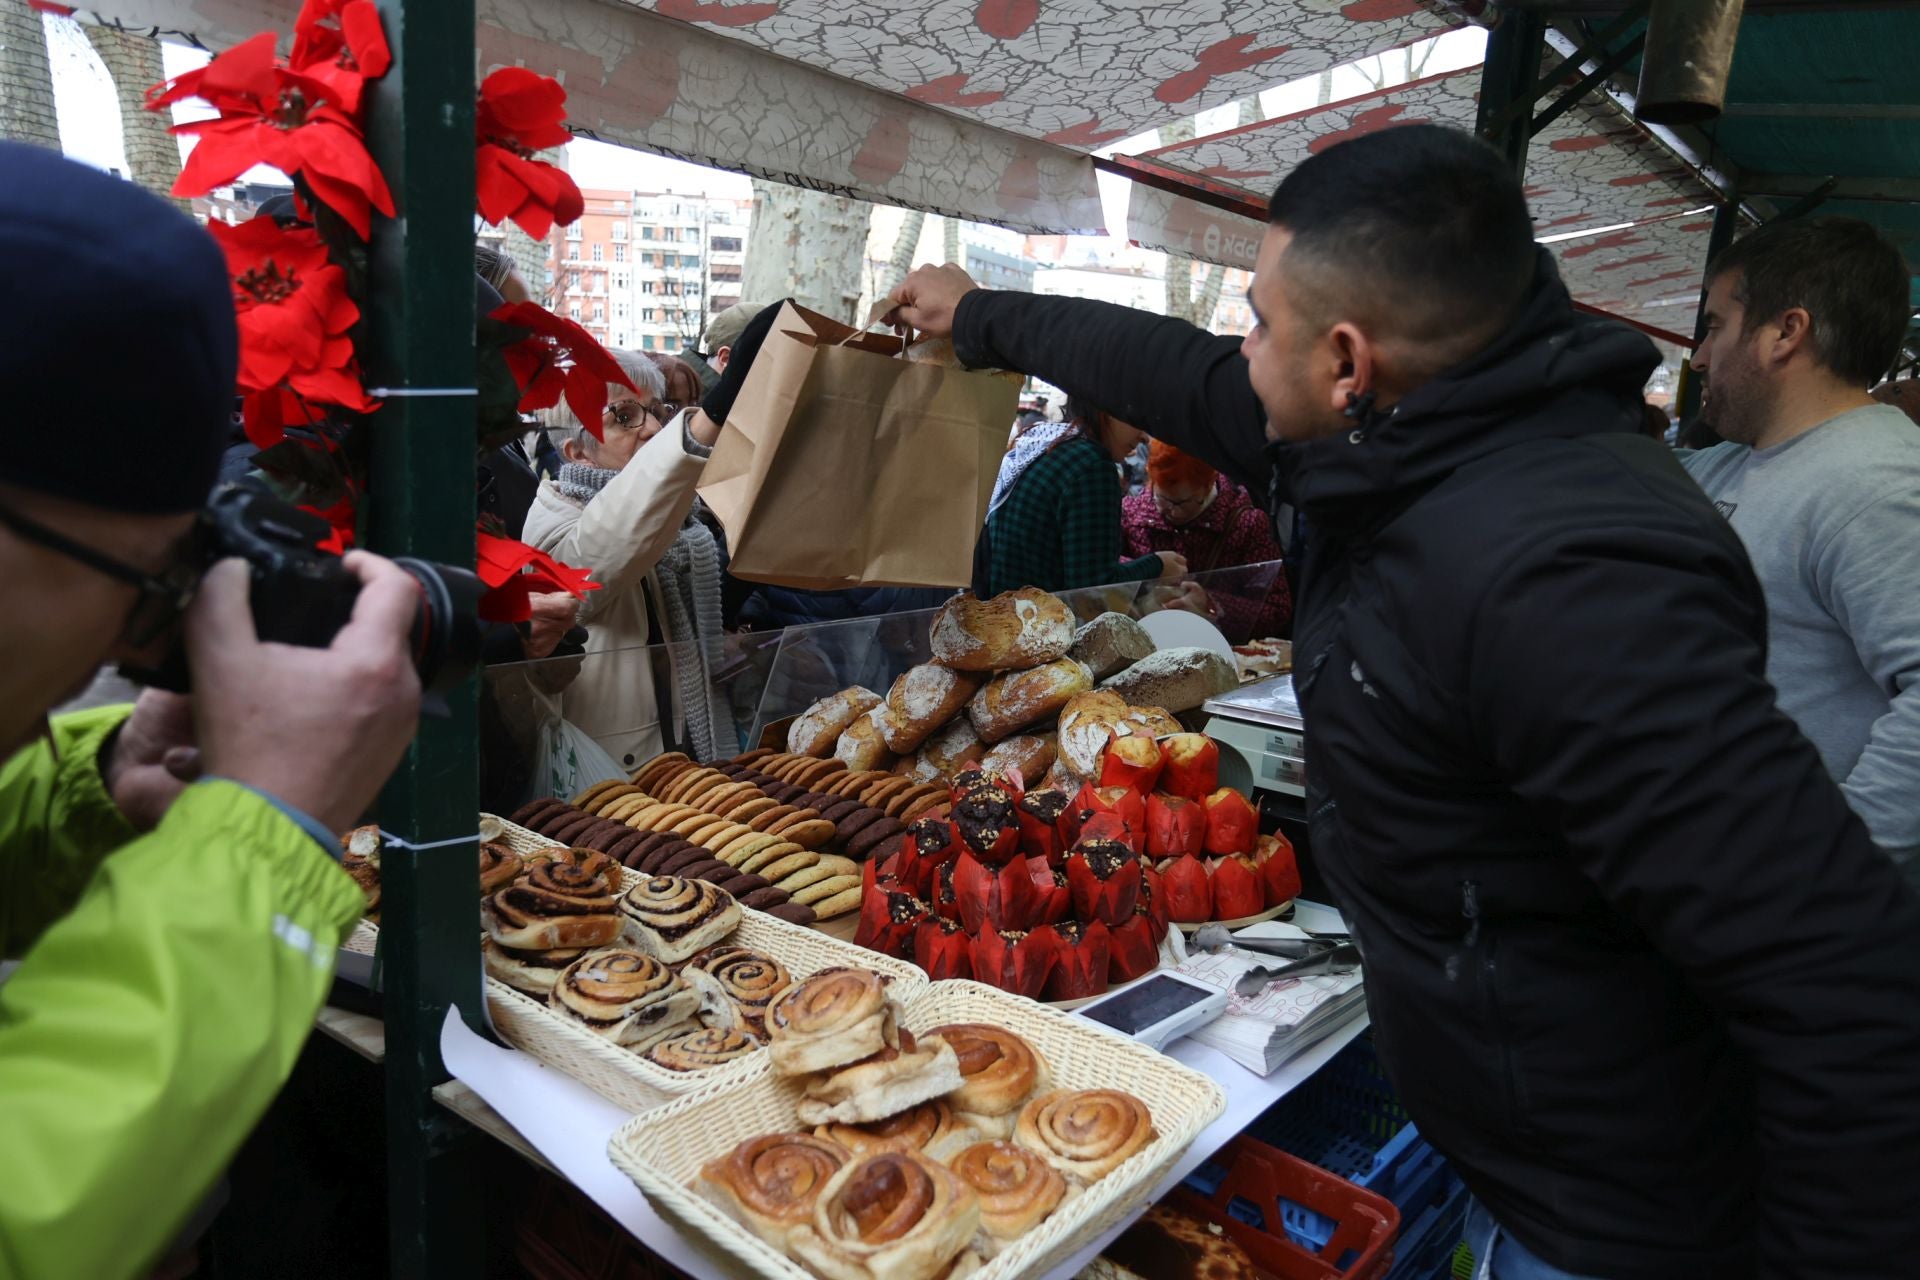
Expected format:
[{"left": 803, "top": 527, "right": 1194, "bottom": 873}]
[{"left": 556, "top": 462, "right": 737, "bottom": 760}]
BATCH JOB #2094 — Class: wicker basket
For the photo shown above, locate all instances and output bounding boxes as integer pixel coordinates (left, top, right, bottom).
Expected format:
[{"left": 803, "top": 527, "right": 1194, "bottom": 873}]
[
  {"left": 605, "top": 978, "right": 1227, "bottom": 1280},
  {"left": 480, "top": 815, "right": 928, "bottom": 1113}
]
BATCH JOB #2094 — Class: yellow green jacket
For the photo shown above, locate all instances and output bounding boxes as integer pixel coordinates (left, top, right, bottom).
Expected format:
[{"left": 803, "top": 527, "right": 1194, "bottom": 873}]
[{"left": 0, "top": 706, "right": 365, "bottom": 1279}]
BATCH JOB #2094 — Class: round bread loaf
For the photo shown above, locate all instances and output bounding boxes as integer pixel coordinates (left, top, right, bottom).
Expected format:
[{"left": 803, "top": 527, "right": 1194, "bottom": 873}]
[
  {"left": 906, "top": 716, "right": 985, "bottom": 783},
  {"left": 929, "top": 587, "right": 1075, "bottom": 672},
  {"left": 786, "top": 686, "right": 882, "bottom": 758},
  {"left": 1070, "top": 612, "right": 1156, "bottom": 680},
  {"left": 833, "top": 706, "right": 899, "bottom": 773},
  {"left": 1100, "top": 646, "right": 1238, "bottom": 713},
  {"left": 967, "top": 658, "right": 1094, "bottom": 744},
  {"left": 980, "top": 732, "right": 1058, "bottom": 787},
  {"left": 1056, "top": 690, "right": 1134, "bottom": 781},
  {"left": 878, "top": 664, "right": 985, "bottom": 754}
]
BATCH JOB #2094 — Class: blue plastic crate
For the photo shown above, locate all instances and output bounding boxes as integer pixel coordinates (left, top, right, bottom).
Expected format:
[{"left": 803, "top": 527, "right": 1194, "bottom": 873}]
[
  {"left": 1383, "top": 1176, "right": 1470, "bottom": 1280},
  {"left": 1214, "top": 1037, "right": 1466, "bottom": 1259}
]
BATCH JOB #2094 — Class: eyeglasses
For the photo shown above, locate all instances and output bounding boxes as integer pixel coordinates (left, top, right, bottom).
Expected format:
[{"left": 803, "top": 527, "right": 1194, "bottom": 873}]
[
  {"left": 603, "top": 399, "right": 682, "bottom": 431},
  {"left": 1156, "top": 492, "right": 1212, "bottom": 515},
  {"left": 0, "top": 503, "right": 204, "bottom": 648}
]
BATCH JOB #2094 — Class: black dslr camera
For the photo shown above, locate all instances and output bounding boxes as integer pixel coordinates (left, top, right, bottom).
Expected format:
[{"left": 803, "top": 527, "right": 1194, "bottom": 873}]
[{"left": 124, "top": 482, "right": 484, "bottom": 699}]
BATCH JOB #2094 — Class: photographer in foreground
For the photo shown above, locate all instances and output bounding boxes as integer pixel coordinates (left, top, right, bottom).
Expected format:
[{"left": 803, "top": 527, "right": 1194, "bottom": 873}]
[
  {"left": 888, "top": 125, "right": 1920, "bottom": 1277},
  {"left": 0, "top": 146, "right": 422, "bottom": 1278}
]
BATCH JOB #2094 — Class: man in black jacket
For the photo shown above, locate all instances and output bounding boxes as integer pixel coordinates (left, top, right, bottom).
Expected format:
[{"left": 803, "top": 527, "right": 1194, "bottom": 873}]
[{"left": 886, "top": 125, "right": 1920, "bottom": 1279}]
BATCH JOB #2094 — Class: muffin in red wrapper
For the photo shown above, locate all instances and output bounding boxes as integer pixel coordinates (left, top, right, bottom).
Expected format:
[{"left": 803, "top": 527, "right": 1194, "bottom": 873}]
[
  {"left": 951, "top": 785, "right": 1022, "bottom": 867},
  {"left": 1029, "top": 861, "right": 1072, "bottom": 927},
  {"left": 914, "top": 916, "right": 973, "bottom": 981},
  {"left": 1209, "top": 854, "right": 1264, "bottom": 920},
  {"left": 1255, "top": 832, "right": 1302, "bottom": 908},
  {"left": 1159, "top": 853, "right": 1213, "bottom": 924},
  {"left": 1146, "top": 793, "right": 1205, "bottom": 861},
  {"left": 1042, "top": 919, "right": 1111, "bottom": 1002},
  {"left": 1067, "top": 838, "right": 1141, "bottom": 927},
  {"left": 896, "top": 816, "right": 958, "bottom": 898},
  {"left": 971, "top": 926, "right": 1060, "bottom": 999},
  {"left": 1074, "top": 783, "right": 1147, "bottom": 850},
  {"left": 1107, "top": 913, "right": 1160, "bottom": 984},
  {"left": 854, "top": 883, "right": 927, "bottom": 958},
  {"left": 948, "top": 763, "right": 992, "bottom": 802},
  {"left": 954, "top": 849, "right": 1039, "bottom": 934},
  {"left": 1161, "top": 733, "right": 1220, "bottom": 803},
  {"left": 1099, "top": 734, "right": 1164, "bottom": 795},
  {"left": 930, "top": 859, "right": 960, "bottom": 924},
  {"left": 1017, "top": 788, "right": 1073, "bottom": 865},
  {"left": 1075, "top": 811, "right": 1141, "bottom": 860},
  {"left": 1138, "top": 860, "right": 1170, "bottom": 945},
  {"left": 1202, "top": 787, "right": 1259, "bottom": 856}
]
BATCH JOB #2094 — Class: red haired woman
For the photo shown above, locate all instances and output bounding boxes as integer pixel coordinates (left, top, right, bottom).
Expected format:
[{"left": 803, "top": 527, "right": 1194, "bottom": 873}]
[{"left": 1121, "top": 440, "right": 1292, "bottom": 639}]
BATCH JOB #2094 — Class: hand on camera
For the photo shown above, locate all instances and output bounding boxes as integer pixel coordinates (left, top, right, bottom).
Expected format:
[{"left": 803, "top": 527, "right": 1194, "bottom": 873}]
[
  {"left": 103, "top": 689, "right": 202, "bottom": 832},
  {"left": 881, "top": 264, "right": 980, "bottom": 340},
  {"left": 187, "top": 554, "right": 423, "bottom": 835}
]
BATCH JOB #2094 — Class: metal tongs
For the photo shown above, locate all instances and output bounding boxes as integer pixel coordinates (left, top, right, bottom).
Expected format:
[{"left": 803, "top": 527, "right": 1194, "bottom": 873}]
[{"left": 1190, "top": 924, "right": 1361, "bottom": 996}]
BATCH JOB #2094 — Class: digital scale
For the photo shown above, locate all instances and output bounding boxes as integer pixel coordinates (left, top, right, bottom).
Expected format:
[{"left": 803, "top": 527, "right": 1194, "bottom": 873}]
[{"left": 1202, "top": 674, "right": 1307, "bottom": 799}]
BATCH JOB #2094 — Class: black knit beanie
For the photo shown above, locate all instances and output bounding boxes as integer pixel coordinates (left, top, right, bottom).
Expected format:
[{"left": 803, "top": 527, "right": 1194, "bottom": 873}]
[{"left": 0, "top": 142, "right": 238, "bottom": 514}]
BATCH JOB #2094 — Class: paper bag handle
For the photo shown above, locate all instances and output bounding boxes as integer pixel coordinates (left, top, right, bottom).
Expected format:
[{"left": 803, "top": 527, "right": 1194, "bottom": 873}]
[{"left": 843, "top": 308, "right": 912, "bottom": 356}]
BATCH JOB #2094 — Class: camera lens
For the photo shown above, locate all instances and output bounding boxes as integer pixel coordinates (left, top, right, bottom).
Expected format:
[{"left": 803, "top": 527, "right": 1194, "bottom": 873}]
[{"left": 394, "top": 558, "right": 484, "bottom": 696}]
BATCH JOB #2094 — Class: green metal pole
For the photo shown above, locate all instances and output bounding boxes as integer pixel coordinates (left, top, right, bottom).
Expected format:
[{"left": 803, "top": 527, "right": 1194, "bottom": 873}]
[
  {"left": 1477, "top": 7, "right": 1547, "bottom": 177},
  {"left": 362, "top": 0, "right": 484, "bottom": 1272}
]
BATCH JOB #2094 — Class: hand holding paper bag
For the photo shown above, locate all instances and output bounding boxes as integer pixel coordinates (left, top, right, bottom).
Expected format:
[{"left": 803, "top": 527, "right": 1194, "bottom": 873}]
[{"left": 696, "top": 300, "right": 1020, "bottom": 590}]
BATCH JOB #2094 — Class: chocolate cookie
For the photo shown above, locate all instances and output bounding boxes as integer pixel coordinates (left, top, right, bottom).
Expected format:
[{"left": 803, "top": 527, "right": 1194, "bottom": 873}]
[
  {"left": 740, "top": 886, "right": 791, "bottom": 911},
  {"left": 680, "top": 859, "right": 730, "bottom": 881},
  {"left": 834, "top": 807, "right": 885, "bottom": 843},
  {"left": 723, "top": 872, "right": 769, "bottom": 895},
  {"left": 546, "top": 812, "right": 598, "bottom": 845},
  {"left": 819, "top": 799, "right": 861, "bottom": 823},
  {"left": 870, "top": 832, "right": 907, "bottom": 864},
  {"left": 658, "top": 846, "right": 713, "bottom": 876},
  {"left": 766, "top": 902, "right": 817, "bottom": 926},
  {"left": 626, "top": 832, "right": 676, "bottom": 868},
  {"left": 606, "top": 831, "right": 648, "bottom": 866},
  {"left": 509, "top": 798, "right": 564, "bottom": 827},
  {"left": 847, "top": 817, "right": 904, "bottom": 861},
  {"left": 638, "top": 839, "right": 697, "bottom": 875}
]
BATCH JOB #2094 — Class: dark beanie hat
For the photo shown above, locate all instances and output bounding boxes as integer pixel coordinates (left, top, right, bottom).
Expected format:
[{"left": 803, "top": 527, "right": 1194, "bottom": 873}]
[{"left": 0, "top": 142, "right": 238, "bottom": 514}]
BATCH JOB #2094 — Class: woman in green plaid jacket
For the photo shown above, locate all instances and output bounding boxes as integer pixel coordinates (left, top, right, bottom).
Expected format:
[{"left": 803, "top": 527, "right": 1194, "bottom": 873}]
[{"left": 975, "top": 398, "right": 1188, "bottom": 597}]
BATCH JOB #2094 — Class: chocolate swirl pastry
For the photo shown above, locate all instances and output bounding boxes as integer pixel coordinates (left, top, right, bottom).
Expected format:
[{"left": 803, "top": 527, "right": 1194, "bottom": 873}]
[
  {"left": 765, "top": 968, "right": 901, "bottom": 1077},
  {"left": 616, "top": 875, "right": 742, "bottom": 964},
  {"left": 478, "top": 842, "right": 524, "bottom": 895},
  {"left": 481, "top": 937, "right": 585, "bottom": 997},
  {"left": 948, "top": 1140, "right": 1068, "bottom": 1248},
  {"left": 643, "top": 1024, "right": 763, "bottom": 1072},
  {"left": 694, "top": 1132, "right": 851, "bottom": 1250},
  {"left": 814, "top": 1097, "right": 974, "bottom": 1162},
  {"left": 683, "top": 945, "right": 792, "bottom": 1035},
  {"left": 547, "top": 948, "right": 699, "bottom": 1051},
  {"left": 790, "top": 1149, "right": 982, "bottom": 1280},
  {"left": 523, "top": 848, "right": 622, "bottom": 902},
  {"left": 483, "top": 870, "right": 625, "bottom": 951},
  {"left": 796, "top": 1029, "right": 965, "bottom": 1127},
  {"left": 1014, "top": 1089, "right": 1155, "bottom": 1186},
  {"left": 925, "top": 1023, "right": 1051, "bottom": 1140}
]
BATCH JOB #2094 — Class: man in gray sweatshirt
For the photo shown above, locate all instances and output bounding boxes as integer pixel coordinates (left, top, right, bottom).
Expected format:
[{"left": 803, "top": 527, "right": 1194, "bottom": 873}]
[{"left": 1684, "top": 216, "right": 1920, "bottom": 873}]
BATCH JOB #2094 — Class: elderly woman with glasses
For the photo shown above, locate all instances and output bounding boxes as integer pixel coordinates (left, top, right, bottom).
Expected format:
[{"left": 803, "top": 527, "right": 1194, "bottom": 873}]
[
  {"left": 1120, "top": 440, "right": 1292, "bottom": 640},
  {"left": 522, "top": 349, "right": 735, "bottom": 768}
]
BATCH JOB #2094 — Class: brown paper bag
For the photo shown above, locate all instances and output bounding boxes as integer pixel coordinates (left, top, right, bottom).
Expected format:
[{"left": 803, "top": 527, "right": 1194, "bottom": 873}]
[{"left": 697, "top": 301, "right": 1020, "bottom": 590}]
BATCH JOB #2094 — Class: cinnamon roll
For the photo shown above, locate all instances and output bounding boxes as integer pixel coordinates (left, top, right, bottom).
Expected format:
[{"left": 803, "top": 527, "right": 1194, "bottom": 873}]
[
  {"left": 947, "top": 1141, "right": 1067, "bottom": 1251},
  {"left": 547, "top": 948, "right": 699, "bottom": 1051},
  {"left": 1013, "top": 1089, "right": 1155, "bottom": 1186},
  {"left": 789, "top": 1149, "right": 981, "bottom": 1280},
  {"left": 683, "top": 945, "right": 791, "bottom": 1035},
  {"left": 481, "top": 937, "right": 585, "bottom": 998},
  {"left": 797, "top": 1030, "right": 966, "bottom": 1127},
  {"left": 924, "top": 1023, "right": 1051, "bottom": 1140},
  {"left": 617, "top": 875, "right": 742, "bottom": 964},
  {"left": 765, "top": 968, "right": 902, "bottom": 1077},
  {"left": 643, "top": 1025, "right": 763, "bottom": 1072},
  {"left": 478, "top": 841, "right": 524, "bottom": 895},
  {"left": 815, "top": 1098, "right": 975, "bottom": 1163},
  {"left": 483, "top": 875, "right": 624, "bottom": 951},
  {"left": 523, "top": 847, "right": 622, "bottom": 901},
  {"left": 695, "top": 1131, "right": 851, "bottom": 1250}
]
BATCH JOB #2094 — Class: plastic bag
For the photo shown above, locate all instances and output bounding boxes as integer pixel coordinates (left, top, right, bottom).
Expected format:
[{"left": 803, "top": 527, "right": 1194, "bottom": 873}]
[{"left": 527, "top": 691, "right": 627, "bottom": 805}]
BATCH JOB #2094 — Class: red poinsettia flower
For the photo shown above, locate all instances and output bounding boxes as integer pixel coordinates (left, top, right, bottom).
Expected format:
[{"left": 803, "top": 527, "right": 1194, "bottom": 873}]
[
  {"left": 149, "top": 31, "right": 394, "bottom": 238},
  {"left": 475, "top": 531, "right": 598, "bottom": 623},
  {"left": 211, "top": 215, "right": 377, "bottom": 448},
  {"left": 474, "top": 67, "right": 584, "bottom": 239},
  {"left": 489, "top": 301, "right": 637, "bottom": 436},
  {"left": 289, "top": 0, "right": 392, "bottom": 115}
]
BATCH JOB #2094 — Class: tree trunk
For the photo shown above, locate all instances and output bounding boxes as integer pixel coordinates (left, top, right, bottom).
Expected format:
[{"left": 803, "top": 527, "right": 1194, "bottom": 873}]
[
  {"left": 740, "top": 179, "right": 873, "bottom": 324},
  {"left": 0, "top": 6, "right": 60, "bottom": 149},
  {"left": 880, "top": 209, "right": 926, "bottom": 297},
  {"left": 942, "top": 214, "right": 960, "bottom": 266},
  {"left": 1159, "top": 118, "right": 1196, "bottom": 322},
  {"left": 84, "top": 24, "right": 187, "bottom": 210}
]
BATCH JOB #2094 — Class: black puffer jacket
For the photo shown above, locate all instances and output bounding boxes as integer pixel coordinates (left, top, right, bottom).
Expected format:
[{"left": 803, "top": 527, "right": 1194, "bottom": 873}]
[{"left": 955, "top": 255, "right": 1920, "bottom": 1279}]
